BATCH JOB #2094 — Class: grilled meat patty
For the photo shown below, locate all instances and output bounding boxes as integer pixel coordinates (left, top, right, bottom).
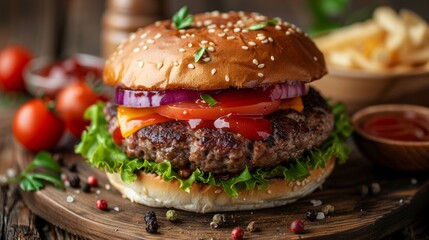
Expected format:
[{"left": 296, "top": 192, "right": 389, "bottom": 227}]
[{"left": 105, "top": 88, "right": 334, "bottom": 175}]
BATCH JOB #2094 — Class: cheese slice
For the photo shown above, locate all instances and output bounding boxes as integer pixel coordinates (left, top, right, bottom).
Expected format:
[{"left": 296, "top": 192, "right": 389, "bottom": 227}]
[{"left": 279, "top": 97, "right": 303, "bottom": 112}]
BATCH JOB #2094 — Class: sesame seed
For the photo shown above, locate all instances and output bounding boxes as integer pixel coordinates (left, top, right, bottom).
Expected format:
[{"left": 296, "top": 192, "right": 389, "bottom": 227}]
[
  {"left": 129, "top": 33, "right": 136, "bottom": 40},
  {"left": 225, "top": 75, "right": 230, "bottom": 81},
  {"left": 242, "top": 46, "right": 249, "bottom": 50},
  {"left": 223, "top": 28, "right": 230, "bottom": 32},
  {"left": 118, "top": 49, "right": 123, "bottom": 55},
  {"left": 207, "top": 46, "right": 215, "bottom": 52},
  {"left": 179, "top": 29, "right": 186, "bottom": 33},
  {"left": 208, "top": 24, "right": 217, "bottom": 29},
  {"left": 137, "top": 60, "right": 143, "bottom": 68},
  {"left": 242, "top": 29, "right": 249, "bottom": 33},
  {"left": 208, "top": 29, "right": 216, "bottom": 33},
  {"left": 313, "top": 56, "right": 318, "bottom": 61},
  {"left": 201, "top": 40, "right": 208, "bottom": 44},
  {"left": 188, "top": 63, "right": 195, "bottom": 69},
  {"left": 209, "top": 42, "right": 215, "bottom": 46},
  {"left": 188, "top": 43, "right": 193, "bottom": 47},
  {"left": 256, "top": 35, "right": 266, "bottom": 40},
  {"left": 202, "top": 57, "right": 211, "bottom": 62},
  {"left": 271, "top": 56, "right": 275, "bottom": 61},
  {"left": 196, "top": 21, "right": 203, "bottom": 27},
  {"left": 179, "top": 48, "right": 186, "bottom": 52},
  {"left": 258, "top": 64, "right": 265, "bottom": 69},
  {"left": 262, "top": 39, "right": 269, "bottom": 44},
  {"left": 211, "top": 68, "right": 217, "bottom": 75},
  {"left": 234, "top": 27, "right": 241, "bottom": 32},
  {"left": 133, "top": 48, "right": 140, "bottom": 53},
  {"left": 138, "top": 42, "right": 144, "bottom": 46},
  {"left": 252, "top": 59, "right": 259, "bottom": 65},
  {"left": 204, "top": 19, "right": 213, "bottom": 26},
  {"left": 181, "top": 35, "right": 187, "bottom": 39},
  {"left": 275, "top": 25, "right": 282, "bottom": 30},
  {"left": 140, "top": 33, "right": 148, "bottom": 39},
  {"left": 286, "top": 31, "right": 291, "bottom": 35},
  {"left": 218, "top": 33, "right": 226, "bottom": 37},
  {"left": 157, "top": 63, "right": 163, "bottom": 69},
  {"left": 142, "top": 45, "right": 148, "bottom": 50},
  {"left": 154, "top": 33, "right": 162, "bottom": 39},
  {"left": 173, "top": 61, "right": 179, "bottom": 66},
  {"left": 258, "top": 73, "right": 264, "bottom": 78},
  {"left": 227, "top": 36, "right": 235, "bottom": 40},
  {"left": 268, "top": 37, "right": 273, "bottom": 42},
  {"left": 191, "top": 34, "right": 195, "bottom": 37},
  {"left": 215, "top": 189, "right": 222, "bottom": 194},
  {"left": 248, "top": 41, "right": 256, "bottom": 46},
  {"left": 155, "top": 21, "right": 161, "bottom": 26},
  {"left": 186, "top": 33, "right": 191, "bottom": 37},
  {"left": 146, "top": 39, "right": 155, "bottom": 44}
]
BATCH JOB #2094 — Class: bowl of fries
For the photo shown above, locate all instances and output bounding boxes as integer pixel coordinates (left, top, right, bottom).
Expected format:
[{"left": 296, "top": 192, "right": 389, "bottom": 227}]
[{"left": 312, "top": 7, "right": 429, "bottom": 113}]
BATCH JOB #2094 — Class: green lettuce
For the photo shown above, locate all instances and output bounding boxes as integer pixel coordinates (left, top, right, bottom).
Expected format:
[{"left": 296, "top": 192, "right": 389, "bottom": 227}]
[{"left": 75, "top": 102, "right": 353, "bottom": 197}]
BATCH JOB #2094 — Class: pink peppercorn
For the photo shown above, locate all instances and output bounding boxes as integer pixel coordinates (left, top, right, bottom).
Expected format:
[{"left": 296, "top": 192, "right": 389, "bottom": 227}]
[
  {"left": 231, "top": 227, "right": 244, "bottom": 240},
  {"left": 96, "top": 199, "right": 108, "bottom": 210},
  {"left": 290, "top": 219, "right": 305, "bottom": 234},
  {"left": 87, "top": 176, "right": 98, "bottom": 187}
]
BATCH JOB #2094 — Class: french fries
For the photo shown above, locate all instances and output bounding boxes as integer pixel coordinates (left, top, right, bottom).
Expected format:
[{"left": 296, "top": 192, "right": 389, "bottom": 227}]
[{"left": 314, "top": 7, "right": 429, "bottom": 72}]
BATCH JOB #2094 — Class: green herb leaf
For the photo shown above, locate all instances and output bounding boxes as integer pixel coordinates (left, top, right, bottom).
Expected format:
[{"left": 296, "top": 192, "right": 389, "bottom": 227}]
[
  {"left": 28, "top": 173, "right": 64, "bottom": 190},
  {"left": 200, "top": 94, "right": 219, "bottom": 107},
  {"left": 172, "top": 6, "right": 194, "bottom": 29},
  {"left": 247, "top": 18, "right": 279, "bottom": 30},
  {"left": 20, "top": 177, "right": 44, "bottom": 191},
  {"left": 194, "top": 47, "right": 207, "bottom": 62},
  {"left": 77, "top": 102, "right": 352, "bottom": 198},
  {"left": 33, "top": 151, "right": 61, "bottom": 173}
]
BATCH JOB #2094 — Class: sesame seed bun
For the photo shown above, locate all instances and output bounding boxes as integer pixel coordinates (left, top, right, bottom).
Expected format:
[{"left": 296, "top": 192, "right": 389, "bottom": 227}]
[
  {"left": 104, "top": 11, "right": 327, "bottom": 90},
  {"left": 106, "top": 157, "right": 335, "bottom": 213}
]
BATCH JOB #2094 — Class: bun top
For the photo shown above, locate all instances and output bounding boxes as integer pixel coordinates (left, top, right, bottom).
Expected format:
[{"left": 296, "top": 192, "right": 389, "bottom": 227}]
[{"left": 104, "top": 11, "right": 327, "bottom": 90}]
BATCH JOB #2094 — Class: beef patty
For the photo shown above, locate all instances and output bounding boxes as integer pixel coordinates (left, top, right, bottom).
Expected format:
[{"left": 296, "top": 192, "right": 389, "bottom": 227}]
[{"left": 104, "top": 88, "right": 334, "bottom": 175}]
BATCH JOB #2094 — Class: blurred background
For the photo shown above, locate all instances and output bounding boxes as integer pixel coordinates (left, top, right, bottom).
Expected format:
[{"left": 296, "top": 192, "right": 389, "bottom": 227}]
[{"left": 0, "top": 0, "right": 428, "bottom": 58}]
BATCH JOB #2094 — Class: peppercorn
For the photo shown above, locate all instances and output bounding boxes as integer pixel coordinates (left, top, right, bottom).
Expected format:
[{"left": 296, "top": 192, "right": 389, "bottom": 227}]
[
  {"left": 306, "top": 209, "right": 317, "bottom": 221},
  {"left": 370, "top": 182, "right": 381, "bottom": 195},
  {"left": 53, "top": 153, "right": 64, "bottom": 166},
  {"left": 67, "top": 162, "right": 77, "bottom": 172},
  {"left": 166, "top": 209, "right": 177, "bottom": 221},
  {"left": 246, "top": 221, "right": 257, "bottom": 232},
  {"left": 96, "top": 199, "right": 108, "bottom": 210},
  {"left": 81, "top": 182, "right": 91, "bottom": 193},
  {"left": 68, "top": 174, "right": 80, "bottom": 188},
  {"left": 145, "top": 211, "right": 159, "bottom": 233},
  {"left": 87, "top": 176, "right": 98, "bottom": 187},
  {"left": 290, "top": 220, "right": 305, "bottom": 234},
  {"left": 231, "top": 227, "right": 244, "bottom": 240},
  {"left": 321, "top": 204, "right": 335, "bottom": 216},
  {"left": 210, "top": 213, "right": 227, "bottom": 228}
]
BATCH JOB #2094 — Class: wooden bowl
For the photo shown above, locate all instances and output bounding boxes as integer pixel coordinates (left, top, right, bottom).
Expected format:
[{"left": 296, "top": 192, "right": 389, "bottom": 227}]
[
  {"left": 310, "top": 66, "right": 429, "bottom": 114},
  {"left": 352, "top": 104, "right": 429, "bottom": 172}
]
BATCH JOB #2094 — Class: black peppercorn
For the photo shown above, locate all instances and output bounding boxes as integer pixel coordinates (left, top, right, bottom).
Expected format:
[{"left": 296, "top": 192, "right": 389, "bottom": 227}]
[
  {"left": 69, "top": 174, "right": 80, "bottom": 188},
  {"left": 81, "top": 182, "right": 91, "bottom": 193},
  {"left": 144, "top": 211, "right": 159, "bottom": 233},
  {"left": 67, "top": 163, "right": 77, "bottom": 172},
  {"left": 306, "top": 209, "right": 317, "bottom": 222}
]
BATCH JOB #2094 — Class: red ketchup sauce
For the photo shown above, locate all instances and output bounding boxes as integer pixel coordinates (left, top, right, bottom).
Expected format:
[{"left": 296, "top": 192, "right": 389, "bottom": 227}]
[
  {"left": 361, "top": 111, "right": 429, "bottom": 142},
  {"left": 187, "top": 114, "right": 272, "bottom": 141},
  {"left": 38, "top": 57, "right": 102, "bottom": 81}
]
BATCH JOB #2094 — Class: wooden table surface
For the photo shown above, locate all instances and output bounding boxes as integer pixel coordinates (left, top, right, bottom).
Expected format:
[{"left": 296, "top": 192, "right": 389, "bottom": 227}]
[{"left": 1, "top": 99, "right": 429, "bottom": 240}]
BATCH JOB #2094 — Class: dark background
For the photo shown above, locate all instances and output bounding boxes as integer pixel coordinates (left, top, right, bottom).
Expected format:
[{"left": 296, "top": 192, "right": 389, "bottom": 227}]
[{"left": 0, "top": 0, "right": 428, "bottom": 58}]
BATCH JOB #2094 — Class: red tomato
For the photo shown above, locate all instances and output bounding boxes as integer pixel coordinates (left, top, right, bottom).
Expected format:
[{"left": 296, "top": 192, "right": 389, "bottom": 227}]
[
  {"left": 155, "top": 100, "right": 281, "bottom": 120},
  {"left": 0, "top": 45, "right": 33, "bottom": 92},
  {"left": 13, "top": 99, "right": 64, "bottom": 152},
  {"left": 56, "top": 81, "right": 100, "bottom": 137}
]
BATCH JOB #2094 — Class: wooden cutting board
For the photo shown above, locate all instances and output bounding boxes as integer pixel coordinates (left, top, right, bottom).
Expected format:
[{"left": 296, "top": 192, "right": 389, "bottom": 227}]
[{"left": 16, "top": 142, "right": 429, "bottom": 240}]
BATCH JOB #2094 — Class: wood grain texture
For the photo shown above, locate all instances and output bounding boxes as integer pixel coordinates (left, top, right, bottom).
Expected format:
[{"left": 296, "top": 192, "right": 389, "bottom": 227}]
[{"left": 14, "top": 143, "right": 429, "bottom": 240}]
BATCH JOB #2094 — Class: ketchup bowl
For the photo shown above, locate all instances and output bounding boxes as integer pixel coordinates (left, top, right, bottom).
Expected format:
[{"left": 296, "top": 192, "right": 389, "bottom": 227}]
[{"left": 352, "top": 104, "right": 429, "bottom": 171}]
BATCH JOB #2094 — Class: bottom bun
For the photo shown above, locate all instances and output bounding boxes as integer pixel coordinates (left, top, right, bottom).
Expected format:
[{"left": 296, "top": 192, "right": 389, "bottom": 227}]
[{"left": 106, "top": 158, "right": 335, "bottom": 213}]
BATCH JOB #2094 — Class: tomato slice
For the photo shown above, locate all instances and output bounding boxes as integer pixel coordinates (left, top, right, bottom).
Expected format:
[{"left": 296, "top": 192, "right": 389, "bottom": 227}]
[
  {"left": 117, "top": 106, "right": 173, "bottom": 137},
  {"left": 155, "top": 100, "right": 281, "bottom": 120},
  {"left": 215, "top": 115, "right": 272, "bottom": 141}
]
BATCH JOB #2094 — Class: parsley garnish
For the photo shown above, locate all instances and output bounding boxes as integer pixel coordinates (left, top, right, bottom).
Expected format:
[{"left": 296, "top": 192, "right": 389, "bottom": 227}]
[
  {"left": 194, "top": 47, "right": 207, "bottom": 62},
  {"left": 247, "top": 18, "right": 279, "bottom": 30},
  {"left": 8, "top": 151, "right": 64, "bottom": 191},
  {"left": 172, "top": 6, "right": 194, "bottom": 29},
  {"left": 200, "top": 94, "right": 219, "bottom": 106}
]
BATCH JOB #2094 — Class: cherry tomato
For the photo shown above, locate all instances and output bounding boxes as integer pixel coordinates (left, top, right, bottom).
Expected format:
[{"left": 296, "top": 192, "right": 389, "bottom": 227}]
[
  {"left": 56, "top": 81, "right": 100, "bottom": 137},
  {"left": 13, "top": 99, "right": 65, "bottom": 152},
  {"left": 155, "top": 100, "right": 281, "bottom": 120},
  {"left": 0, "top": 45, "right": 33, "bottom": 92}
]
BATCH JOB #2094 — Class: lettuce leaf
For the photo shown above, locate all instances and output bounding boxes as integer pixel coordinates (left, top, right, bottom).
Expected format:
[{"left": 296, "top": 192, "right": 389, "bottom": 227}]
[{"left": 76, "top": 102, "right": 353, "bottom": 197}]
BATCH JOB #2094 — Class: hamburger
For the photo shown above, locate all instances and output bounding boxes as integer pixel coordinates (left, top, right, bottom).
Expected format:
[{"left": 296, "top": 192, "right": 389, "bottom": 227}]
[{"left": 76, "top": 8, "right": 352, "bottom": 213}]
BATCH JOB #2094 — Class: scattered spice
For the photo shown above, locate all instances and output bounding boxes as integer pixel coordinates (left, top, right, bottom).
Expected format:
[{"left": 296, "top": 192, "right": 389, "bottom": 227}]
[
  {"left": 360, "top": 185, "right": 369, "bottom": 196},
  {"left": 231, "top": 227, "right": 244, "bottom": 240},
  {"left": 210, "top": 214, "right": 227, "bottom": 228},
  {"left": 246, "top": 221, "right": 257, "bottom": 232},
  {"left": 321, "top": 204, "right": 335, "bottom": 216},
  {"left": 66, "top": 195, "right": 74, "bottom": 203},
  {"left": 310, "top": 199, "right": 322, "bottom": 207},
  {"left": 316, "top": 212, "right": 325, "bottom": 220},
  {"left": 96, "top": 199, "right": 108, "bottom": 210},
  {"left": 6, "top": 168, "right": 16, "bottom": 178},
  {"left": 411, "top": 178, "right": 418, "bottom": 185},
  {"left": 145, "top": 211, "right": 159, "bottom": 233},
  {"left": 306, "top": 209, "right": 317, "bottom": 221},
  {"left": 87, "top": 176, "right": 98, "bottom": 187},
  {"left": 67, "top": 163, "right": 77, "bottom": 172},
  {"left": 52, "top": 153, "right": 64, "bottom": 166},
  {"left": 105, "top": 184, "right": 111, "bottom": 190},
  {"left": 370, "top": 182, "right": 381, "bottom": 195},
  {"left": 114, "top": 207, "right": 120, "bottom": 212},
  {"left": 166, "top": 209, "right": 177, "bottom": 221},
  {"left": 81, "top": 182, "right": 91, "bottom": 193},
  {"left": 290, "top": 220, "right": 305, "bottom": 234},
  {"left": 69, "top": 174, "right": 80, "bottom": 188}
]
